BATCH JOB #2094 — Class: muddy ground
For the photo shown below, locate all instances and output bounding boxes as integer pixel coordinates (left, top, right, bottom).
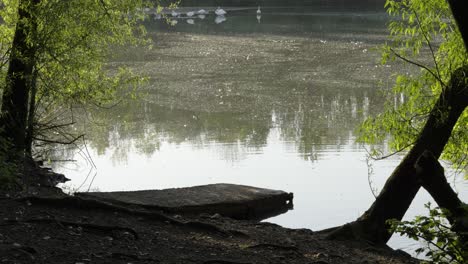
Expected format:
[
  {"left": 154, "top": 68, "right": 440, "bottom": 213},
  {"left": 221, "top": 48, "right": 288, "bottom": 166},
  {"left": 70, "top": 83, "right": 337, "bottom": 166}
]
[{"left": 0, "top": 187, "right": 419, "bottom": 264}]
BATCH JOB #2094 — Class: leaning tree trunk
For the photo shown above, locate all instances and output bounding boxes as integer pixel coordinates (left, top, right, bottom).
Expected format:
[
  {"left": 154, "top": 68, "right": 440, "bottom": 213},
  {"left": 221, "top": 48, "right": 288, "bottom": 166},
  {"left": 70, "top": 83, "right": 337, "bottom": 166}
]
[
  {"left": 414, "top": 151, "right": 467, "bottom": 245},
  {"left": 324, "top": 65, "right": 468, "bottom": 245},
  {"left": 447, "top": 0, "right": 468, "bottom": 51},
  {"left": 0, "top": 0, "right": 38, "bottom": 159}
]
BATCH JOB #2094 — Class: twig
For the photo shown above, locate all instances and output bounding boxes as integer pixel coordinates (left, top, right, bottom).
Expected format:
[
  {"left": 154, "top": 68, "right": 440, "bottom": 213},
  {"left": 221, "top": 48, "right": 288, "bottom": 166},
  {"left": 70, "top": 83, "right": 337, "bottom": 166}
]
[
  {"left": 33, "top": 134, "right": 84, "bottom": 145},
  {"left": 390, "top": 48, "right": 446, "bottom": 87},
  {"left": 364, "top": 141, "right": 414, "bottom": 161},
  {"left": 37, "top": 122, "right": 75, "bottom": 131},
  {"left": 365, "top": 156, "right": 378, "bottom": 199},
  {"left": 413, "top": 11, "right": 444, "bottom": 86}
]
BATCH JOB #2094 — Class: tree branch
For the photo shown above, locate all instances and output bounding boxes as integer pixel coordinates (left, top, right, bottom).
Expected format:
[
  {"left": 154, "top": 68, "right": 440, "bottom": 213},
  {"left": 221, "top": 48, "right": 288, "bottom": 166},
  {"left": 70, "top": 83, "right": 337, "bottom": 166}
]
[
  {"left": 390, "top": 48, "right": 446, "bottom": 87},
  {"left": 33, "top": 134, "right": 84, "bottom": 145},
  {"left": 413, "top": 10, "right": 444, "bottom": 87}
]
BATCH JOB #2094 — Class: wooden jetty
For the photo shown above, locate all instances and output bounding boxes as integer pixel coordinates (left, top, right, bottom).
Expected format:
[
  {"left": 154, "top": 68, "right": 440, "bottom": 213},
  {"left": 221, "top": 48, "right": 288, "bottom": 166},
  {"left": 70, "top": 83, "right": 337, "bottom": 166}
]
[{"left": 76, "top": 183, "right": 293, "bottom": 220}]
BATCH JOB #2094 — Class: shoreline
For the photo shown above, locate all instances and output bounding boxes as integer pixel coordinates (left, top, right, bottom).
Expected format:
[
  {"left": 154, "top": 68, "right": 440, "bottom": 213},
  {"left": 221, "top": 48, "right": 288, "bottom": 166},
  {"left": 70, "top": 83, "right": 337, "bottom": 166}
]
[{"left": 0, "top": 184, "right": 418, "bottom": 263}]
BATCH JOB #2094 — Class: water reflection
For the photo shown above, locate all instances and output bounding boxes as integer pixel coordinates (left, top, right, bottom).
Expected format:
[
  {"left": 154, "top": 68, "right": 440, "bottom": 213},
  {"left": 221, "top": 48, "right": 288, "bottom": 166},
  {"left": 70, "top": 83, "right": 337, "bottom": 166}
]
[
  {"left": 52, "top": 6, "right": 405, "bottom": 167},
  {"left": 50, "top": 7, "right": 468, "bottom": 254},
  {"left": 78, "top": 30, "right": 395, "bottom": 166},
  {"left": 49, "top": 7, "right": 413, "bottom": 199}
]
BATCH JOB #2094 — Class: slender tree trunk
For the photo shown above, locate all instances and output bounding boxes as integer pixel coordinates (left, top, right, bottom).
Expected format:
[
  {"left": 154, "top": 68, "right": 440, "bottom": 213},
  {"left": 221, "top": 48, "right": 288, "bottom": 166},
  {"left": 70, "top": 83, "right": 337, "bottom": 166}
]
[
  {"left": 324, "top": 65, "right": 468, "bottom": 244},
  {"left": 25, "top": 68, "right": 38, "bottom": 156},
  {"left": 0, "top": 0, "right": 38, "bottom": 159}
]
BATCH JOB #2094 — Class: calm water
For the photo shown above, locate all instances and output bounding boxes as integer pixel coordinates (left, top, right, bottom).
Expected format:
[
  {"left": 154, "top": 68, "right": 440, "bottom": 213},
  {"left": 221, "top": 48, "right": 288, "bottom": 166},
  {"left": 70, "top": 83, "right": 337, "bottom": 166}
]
[{"left": 54, "top": 6, "right": 467, "bottom": 254}]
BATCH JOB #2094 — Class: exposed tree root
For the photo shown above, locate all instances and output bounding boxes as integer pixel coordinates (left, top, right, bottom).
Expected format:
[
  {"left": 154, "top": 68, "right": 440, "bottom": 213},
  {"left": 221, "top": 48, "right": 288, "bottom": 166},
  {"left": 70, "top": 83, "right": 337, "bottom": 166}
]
[
  {"left": 0, "top": 244, "right": 37, "bottom": 260},
  {"left": 110, "top": 252, "right": 160, "bottom": 262},
  {"left": 15, "top": 195, "right": 236, "bottom": 238},
  {"left": 203, "top": 260, "right": 253, "bottom": 264},
  {"left": 247, "top": 243, "right": 298, "bottom": 251},
  {"left": 1, "top": 217, "right": 139, "bottom": 240}
]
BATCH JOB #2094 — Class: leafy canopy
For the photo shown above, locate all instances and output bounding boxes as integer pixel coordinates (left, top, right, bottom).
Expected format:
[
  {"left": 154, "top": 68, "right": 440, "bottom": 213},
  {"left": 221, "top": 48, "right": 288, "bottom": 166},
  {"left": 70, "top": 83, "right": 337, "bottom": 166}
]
[
  {"left": 0, "top": 0, "right": 157, "bottom": 122},
  {"left": 358, "top": 0, "right": 468, "bottom": 170}
]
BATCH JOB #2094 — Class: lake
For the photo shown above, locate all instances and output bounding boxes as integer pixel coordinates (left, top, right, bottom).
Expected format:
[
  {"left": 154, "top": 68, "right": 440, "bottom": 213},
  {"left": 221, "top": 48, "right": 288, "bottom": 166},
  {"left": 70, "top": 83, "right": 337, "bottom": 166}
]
[{"left": 54, "top": 5, "right": 468, "bottom": 255}]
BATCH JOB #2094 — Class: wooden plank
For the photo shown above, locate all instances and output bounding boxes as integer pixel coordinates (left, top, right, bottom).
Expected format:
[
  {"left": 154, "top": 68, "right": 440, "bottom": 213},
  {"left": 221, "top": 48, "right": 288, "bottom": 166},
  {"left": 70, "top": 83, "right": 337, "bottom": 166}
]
[{"left": 76, "top": 183, "right": 293, "bottom": 220}]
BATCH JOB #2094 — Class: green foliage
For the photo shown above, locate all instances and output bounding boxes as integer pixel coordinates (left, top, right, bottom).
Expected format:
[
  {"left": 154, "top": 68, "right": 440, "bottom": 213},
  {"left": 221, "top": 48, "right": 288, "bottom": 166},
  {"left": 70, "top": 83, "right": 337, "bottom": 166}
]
[
  {"left": 358, "top": 0, "right": 468, "bottom": 169},
  {"left": 0, "top": 0, "right": 163, "bottom": 145},
  {"left": 388, "top": 204, "right": 465, "bottom": 263}
]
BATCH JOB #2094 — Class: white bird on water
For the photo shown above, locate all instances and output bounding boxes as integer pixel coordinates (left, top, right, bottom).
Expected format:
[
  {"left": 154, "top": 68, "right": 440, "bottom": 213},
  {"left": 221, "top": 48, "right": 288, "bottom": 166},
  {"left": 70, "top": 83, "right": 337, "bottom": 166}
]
[
  {"left": 187, "top": 11, "right": 195, "bottom": 17},
  {"left": 215, "top": 7, "right": 227, "bottom": 16},
  {"left": 257, "top": 6, "right": 261, "bottom": 15},
  {"left": 215, "top": 15, "right": 226, "bottom": 24},
  {"left": 197, "top": 9, "right": 208, "bottom": 15},
  {"left": 171, "top": 10, "right": 179, "bottom": 17}
]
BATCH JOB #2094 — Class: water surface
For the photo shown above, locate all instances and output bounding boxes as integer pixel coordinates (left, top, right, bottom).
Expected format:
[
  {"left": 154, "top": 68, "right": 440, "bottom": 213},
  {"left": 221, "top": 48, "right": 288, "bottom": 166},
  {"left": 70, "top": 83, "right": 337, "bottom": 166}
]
[{"left": 54, "top": 6, "right": 468, "bottom": 254}]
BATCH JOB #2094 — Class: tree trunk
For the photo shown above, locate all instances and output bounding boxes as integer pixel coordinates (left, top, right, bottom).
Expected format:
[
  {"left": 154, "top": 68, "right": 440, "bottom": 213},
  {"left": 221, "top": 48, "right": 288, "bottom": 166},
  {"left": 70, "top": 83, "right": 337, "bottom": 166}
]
[
  {"left": 414, "top": 151, "right": 465, "bottom": 222},
  {"left": 447, "top": 0, "right": 468, "bottom": 50},
  {"left": 324, "top": 65, "right": 468, "bottom": 244},
  {"left": 414, "top": 150, "right": 468, "bottom": 258},
  {"left": 25, "top": 68, "right": 38, "bottom": 156},
  {"left": 0, "top": 0, "right": 38, "bottom": 159}
]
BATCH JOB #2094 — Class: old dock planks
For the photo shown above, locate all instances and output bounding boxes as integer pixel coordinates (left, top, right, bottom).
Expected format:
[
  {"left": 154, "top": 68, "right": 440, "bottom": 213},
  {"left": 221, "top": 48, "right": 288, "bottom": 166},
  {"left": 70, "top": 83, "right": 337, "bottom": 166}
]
[{"left": 76, "top": 183, "right": 293, "bottom": 220}]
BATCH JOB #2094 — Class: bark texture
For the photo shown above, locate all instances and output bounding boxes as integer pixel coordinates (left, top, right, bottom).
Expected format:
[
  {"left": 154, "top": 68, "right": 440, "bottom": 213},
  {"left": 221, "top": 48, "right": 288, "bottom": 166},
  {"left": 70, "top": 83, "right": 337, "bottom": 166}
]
[
  {"left": 414, "top": 150, "right": 467, "bottom": 258},
  {"left": 414, "top": 151, "right": 465, "bottom": 222},
  {"left": 447, "top": 0, "right": 468, "bottom": 50},
  {"left": 0, "top": 0, "right": 37, "bottom": 158}
]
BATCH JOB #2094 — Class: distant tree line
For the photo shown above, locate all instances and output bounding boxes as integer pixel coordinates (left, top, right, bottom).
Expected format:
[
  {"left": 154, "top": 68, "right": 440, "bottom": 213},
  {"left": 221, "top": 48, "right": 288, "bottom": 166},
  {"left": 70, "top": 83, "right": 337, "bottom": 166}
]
[{"left": 179, "top": 0, "right": 386, "bottom": 9}]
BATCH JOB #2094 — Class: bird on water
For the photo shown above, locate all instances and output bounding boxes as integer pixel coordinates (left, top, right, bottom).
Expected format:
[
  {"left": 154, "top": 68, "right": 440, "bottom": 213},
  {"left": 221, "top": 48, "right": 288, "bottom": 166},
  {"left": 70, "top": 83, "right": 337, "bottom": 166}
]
[{"left": 215, "top": 7, "right": 227, "bottom": 16}]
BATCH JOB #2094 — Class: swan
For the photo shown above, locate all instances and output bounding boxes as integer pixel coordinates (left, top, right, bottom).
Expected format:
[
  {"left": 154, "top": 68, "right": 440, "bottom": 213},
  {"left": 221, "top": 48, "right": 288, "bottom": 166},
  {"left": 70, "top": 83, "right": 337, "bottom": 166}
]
[
  {"left": 215, "top": 7, "right": 227, "bottom": 16},
  {"left": 187, "top": 11, "right": 195, "bottom": 17},
  {"left": 215, "top": 15, "right": 226, "bottom": 24},
  {"left": 171, "top": 10, "right": 179, "bottom": 17},
  {"left": 257, "top": 6, "right": 261, "bottom": 15},
  {"left": 197, "top": 9, "right": 208, "bottom": 15}
]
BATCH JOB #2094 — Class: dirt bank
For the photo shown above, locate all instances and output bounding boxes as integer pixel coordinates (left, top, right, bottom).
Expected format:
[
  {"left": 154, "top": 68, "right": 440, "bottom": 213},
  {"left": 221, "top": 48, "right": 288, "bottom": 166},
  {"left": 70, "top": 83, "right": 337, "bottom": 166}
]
[{"left": 0, "top": 187, "right": 418, "bottom": 264}]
